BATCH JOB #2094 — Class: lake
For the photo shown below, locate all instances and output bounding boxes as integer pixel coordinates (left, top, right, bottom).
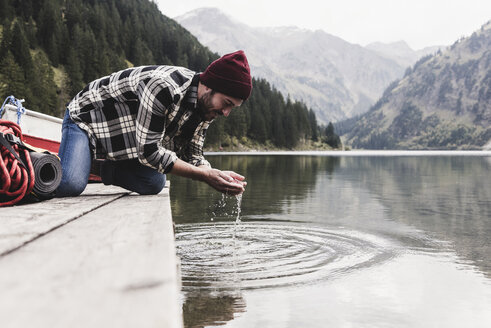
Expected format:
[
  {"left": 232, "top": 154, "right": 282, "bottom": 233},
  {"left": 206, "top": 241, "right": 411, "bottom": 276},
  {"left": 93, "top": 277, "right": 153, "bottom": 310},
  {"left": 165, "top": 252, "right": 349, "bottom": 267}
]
[{"left": 169, "top": 152, "right": 491, "bottom": 328}]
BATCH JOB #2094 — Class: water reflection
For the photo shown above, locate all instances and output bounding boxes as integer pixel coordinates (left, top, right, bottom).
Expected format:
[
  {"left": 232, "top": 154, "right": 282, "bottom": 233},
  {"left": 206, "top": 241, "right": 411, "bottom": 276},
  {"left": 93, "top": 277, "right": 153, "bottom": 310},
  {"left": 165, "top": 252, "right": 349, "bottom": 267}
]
[
  {"left": 171, "top": 156, "right": 340, "bottom": 223},
  {"left": 182, "top": 292, "right": 246, "bottom": 328},
  {"left": 170, "top": 154, "right": 491, "bottom": 327},
  {"left": 338, "top": 156, "right": 491, "bottom": 277}
]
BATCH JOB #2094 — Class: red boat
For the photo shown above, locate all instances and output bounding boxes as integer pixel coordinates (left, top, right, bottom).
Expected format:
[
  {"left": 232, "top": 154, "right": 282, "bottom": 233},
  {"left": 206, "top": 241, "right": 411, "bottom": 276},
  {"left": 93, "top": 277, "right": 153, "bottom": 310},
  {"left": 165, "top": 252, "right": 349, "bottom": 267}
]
[
  {"left": 1, "top": 102, "right": 62, "bottom": 153},
  {"left": 1, "top": 101, "right": 100, "bottom": 182}
]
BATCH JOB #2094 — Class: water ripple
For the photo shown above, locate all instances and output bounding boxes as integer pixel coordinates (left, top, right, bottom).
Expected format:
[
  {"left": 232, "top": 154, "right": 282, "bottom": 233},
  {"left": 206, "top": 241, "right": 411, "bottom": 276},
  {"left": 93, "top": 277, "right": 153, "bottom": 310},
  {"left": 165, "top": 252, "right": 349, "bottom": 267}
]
[{"left": 176, "top": 222, "right": 397, "bottom": 291}]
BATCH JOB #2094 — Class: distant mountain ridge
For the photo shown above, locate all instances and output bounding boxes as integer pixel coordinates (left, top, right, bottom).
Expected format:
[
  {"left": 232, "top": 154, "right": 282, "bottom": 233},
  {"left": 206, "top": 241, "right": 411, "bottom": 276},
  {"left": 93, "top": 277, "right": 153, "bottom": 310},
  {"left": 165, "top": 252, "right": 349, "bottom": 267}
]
[
  {"left": 345, "top": 21, "right": 491, "bottom": 150},
  {"left": 176, "top": 7, "right": 441, "bottom": 124},
  {"left": 366, "top": 41, "right": 444, "bottom": 68}
]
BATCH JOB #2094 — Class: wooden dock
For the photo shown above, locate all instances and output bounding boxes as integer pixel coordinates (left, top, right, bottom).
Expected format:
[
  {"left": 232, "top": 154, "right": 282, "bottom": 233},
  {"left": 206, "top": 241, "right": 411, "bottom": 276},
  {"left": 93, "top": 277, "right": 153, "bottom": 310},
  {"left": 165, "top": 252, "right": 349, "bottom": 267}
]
[{"left": 0, "top": 183, "right": 183, "bottom": 328}]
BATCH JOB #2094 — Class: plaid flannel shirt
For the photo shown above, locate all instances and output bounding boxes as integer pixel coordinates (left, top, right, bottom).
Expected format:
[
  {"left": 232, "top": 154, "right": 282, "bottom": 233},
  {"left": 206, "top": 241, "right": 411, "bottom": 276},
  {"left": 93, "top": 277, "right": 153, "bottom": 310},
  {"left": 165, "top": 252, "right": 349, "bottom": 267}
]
[{"left": 67, "top": 65, "right": 211, "bottom": 173}]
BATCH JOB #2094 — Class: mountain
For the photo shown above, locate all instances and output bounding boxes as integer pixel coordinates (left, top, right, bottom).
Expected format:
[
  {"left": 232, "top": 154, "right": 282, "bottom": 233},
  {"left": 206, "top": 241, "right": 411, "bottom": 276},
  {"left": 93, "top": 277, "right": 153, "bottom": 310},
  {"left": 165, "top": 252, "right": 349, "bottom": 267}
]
[
  {"left": 366, "top": 41, "right": 444, "bottom": 69},
  {"left": 345, "top": 21, "right": 491, "bottom": 150},
  {"left": 175, "top": 7, "right": 436, "bottom": 124}
]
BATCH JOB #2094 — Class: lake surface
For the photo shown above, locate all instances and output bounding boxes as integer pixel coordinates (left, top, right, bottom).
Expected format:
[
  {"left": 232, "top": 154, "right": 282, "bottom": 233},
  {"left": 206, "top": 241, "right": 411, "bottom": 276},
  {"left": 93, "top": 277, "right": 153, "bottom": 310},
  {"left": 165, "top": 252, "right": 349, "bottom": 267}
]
[{"left": 169, "top": 152, "right": 491, "bottom": 328}]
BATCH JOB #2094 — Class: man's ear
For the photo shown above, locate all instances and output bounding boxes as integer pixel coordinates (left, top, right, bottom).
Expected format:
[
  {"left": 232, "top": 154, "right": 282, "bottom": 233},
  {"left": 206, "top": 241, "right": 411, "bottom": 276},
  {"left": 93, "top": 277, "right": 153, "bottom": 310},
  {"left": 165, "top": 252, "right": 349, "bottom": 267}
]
[{"left": 197, "top": 82, "right": 211, "bottom": 97}]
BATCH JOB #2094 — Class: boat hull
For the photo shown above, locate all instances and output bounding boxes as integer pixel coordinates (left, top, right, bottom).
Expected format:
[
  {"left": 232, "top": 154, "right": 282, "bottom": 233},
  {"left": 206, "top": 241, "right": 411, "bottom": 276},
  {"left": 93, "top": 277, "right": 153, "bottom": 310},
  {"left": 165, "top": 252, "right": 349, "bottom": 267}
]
[{"left": 1, "top": 104, "right": 101, "bottom": 182}]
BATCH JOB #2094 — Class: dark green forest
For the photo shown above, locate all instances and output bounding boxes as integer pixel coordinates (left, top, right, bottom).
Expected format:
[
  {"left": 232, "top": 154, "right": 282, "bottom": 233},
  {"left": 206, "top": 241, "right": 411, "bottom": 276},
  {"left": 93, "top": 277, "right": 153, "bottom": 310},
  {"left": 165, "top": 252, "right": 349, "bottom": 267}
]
[{"left": 0, "top": 0, "right": 340, "bottom": 149}]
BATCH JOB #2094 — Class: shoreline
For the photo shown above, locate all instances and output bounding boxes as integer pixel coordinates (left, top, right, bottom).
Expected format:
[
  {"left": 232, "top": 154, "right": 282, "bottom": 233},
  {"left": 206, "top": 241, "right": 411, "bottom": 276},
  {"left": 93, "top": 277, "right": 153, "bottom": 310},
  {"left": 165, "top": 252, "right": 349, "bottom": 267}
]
[{"left": 205, "top": 150, "right": 491, "bottom": 156}]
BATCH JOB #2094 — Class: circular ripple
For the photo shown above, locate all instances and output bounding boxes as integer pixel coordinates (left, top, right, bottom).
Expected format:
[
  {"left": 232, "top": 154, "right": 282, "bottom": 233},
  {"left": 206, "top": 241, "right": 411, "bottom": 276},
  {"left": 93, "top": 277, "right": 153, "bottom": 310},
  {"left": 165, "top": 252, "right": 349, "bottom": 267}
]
[{"left": 176, "top": 222, "right": 396, "bottom": 291}]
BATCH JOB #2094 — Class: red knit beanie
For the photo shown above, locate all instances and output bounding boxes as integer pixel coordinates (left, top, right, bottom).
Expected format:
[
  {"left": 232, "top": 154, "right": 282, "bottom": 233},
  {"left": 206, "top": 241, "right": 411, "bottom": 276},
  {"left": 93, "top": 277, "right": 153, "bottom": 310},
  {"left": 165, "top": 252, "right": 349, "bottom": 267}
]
[{"left": 200, "top": 50, "right": 252, "bottom": 100}]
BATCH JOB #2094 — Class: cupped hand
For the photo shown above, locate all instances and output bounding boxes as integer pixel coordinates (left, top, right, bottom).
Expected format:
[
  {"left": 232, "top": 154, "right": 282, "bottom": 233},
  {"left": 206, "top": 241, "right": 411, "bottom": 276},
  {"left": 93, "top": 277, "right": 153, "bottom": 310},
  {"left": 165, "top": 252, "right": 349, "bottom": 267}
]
[{"left": 204, "top": 169, "right": 247, "bottom": 195}]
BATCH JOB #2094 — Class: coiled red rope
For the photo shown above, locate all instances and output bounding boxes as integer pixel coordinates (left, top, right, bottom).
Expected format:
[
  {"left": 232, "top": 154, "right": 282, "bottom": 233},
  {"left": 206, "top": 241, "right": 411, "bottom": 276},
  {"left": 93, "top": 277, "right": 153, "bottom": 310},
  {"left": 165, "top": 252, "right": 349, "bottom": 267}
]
[{"left": 0, "top": 119, "right": 35, "bottom": 207}]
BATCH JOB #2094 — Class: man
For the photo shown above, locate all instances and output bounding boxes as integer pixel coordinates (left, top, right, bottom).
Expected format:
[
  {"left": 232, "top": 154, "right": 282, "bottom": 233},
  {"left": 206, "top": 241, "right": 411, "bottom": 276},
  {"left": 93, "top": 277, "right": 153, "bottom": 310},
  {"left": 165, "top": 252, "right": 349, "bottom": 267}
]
[{"left": 56, "top": 50, "right": 251, "bottom": 197}]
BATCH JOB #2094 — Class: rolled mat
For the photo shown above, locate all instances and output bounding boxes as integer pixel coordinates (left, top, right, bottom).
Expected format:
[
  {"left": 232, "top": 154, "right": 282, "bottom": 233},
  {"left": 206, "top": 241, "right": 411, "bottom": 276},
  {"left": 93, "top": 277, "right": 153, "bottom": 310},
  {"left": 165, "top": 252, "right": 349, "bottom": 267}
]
[{"left": 29, "top": 152, "right": 62, "bottom": 199}]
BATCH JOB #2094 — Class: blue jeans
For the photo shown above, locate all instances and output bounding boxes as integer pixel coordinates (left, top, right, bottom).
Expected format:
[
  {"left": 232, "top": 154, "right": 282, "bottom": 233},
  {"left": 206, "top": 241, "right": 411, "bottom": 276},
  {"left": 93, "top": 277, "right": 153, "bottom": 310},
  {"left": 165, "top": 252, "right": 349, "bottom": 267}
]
[{"left": 56, "top": 110, "right": 166, "bottom": 197}]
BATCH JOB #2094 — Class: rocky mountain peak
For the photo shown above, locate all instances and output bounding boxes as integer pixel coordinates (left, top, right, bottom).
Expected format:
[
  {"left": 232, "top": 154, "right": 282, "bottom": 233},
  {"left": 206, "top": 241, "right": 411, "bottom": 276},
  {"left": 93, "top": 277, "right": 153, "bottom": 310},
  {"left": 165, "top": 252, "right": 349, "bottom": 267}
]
[{"left": 176, "top": 7, "right": 440, "bottom": 124}]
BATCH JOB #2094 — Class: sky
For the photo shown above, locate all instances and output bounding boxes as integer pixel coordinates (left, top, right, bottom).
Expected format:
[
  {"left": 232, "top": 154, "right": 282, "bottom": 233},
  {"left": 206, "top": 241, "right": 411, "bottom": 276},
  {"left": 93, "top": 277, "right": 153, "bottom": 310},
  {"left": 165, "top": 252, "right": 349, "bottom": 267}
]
[{"left": 155, "top": 0, "right": 491, "bottom": 50}]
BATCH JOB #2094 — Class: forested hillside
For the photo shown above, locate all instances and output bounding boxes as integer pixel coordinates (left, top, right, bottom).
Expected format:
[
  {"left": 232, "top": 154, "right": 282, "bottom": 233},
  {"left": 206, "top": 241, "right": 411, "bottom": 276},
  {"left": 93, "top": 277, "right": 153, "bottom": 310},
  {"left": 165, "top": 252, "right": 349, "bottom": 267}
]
[
  {"left": 0, "top": 0, "right": 215, "bottom": 115},
  {"left": 0, "top": 0, "right": 337, "bottom": 149}
]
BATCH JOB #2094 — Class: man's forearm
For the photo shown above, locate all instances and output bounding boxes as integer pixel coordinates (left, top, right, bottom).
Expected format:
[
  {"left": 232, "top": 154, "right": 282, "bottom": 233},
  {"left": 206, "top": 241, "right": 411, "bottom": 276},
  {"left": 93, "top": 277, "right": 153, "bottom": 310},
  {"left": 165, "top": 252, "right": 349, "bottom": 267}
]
[{"left": 169, "top": 158, "right": 209, "bottom": 181}]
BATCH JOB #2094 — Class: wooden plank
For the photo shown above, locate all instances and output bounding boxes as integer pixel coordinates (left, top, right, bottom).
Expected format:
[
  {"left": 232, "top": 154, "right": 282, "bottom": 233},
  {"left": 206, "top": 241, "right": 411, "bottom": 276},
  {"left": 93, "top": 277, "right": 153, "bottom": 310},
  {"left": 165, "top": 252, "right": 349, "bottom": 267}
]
[
  {"left": 0, "top": 185, "right": 182, "bottom": 328},
  {"left": 0, "top": 184, "right": 130, "bottom": 256}
]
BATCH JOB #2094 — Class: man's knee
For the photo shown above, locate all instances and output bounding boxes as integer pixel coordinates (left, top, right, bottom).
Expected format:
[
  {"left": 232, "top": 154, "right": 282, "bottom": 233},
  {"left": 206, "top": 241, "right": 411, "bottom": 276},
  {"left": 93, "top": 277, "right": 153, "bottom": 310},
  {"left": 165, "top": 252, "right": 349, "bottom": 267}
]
[
  {"left": 137, "top": 175, "right": 166, "bottom": 195},
  {"left": 56, "top": 177, "right": 87, "bottom": 197},
  {"left": 100, "top": 159, "right": 166, "bottom": 195}
]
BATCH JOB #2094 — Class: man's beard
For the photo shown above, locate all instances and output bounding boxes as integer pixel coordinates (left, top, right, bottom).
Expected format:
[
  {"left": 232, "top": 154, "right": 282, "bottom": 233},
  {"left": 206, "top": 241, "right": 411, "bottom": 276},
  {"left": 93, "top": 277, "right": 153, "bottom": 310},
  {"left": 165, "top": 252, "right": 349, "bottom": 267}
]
[{"left": 197, "top": 90, "right": 219, "bottom": 121}]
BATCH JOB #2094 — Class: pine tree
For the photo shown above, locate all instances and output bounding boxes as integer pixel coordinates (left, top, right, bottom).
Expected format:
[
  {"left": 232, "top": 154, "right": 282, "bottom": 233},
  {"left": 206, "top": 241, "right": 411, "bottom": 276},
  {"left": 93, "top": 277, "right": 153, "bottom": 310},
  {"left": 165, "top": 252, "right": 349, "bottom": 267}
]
[
  {"left": 80, "top": 28, "right": 99, "bottom": 82},
  {"left": 29, "top": 51, "right": 57, "bottom": 115},
  {"left": 0, "top": 18, "right": 13, "bottom": 60},
  {"left": 10, "top": 22, "right": 34, "bottom": 79},
  {"left": 324, "top": 122, "right": 341, "bottom": 148},
  {"left": 0, "top": 0, "right": 12, "bottom": 21},
  {"left": 293, "top": 101, "right": 310, "bottom": 140},
  {"left": 249, "top": 106, "right": 267, "bottom": 143},
  {"left": 0, "top": 51, "right": 32, "bottom": 102},
  {"left": 65, "top": 47, "right": 84, "bottom": 95},
  {"left": 273, "top": 114, "right": 286, "bottom": 147},
  {"left": 284, "top": 105, "right": 299, "bottom": 148},
  {"left": 37, "top": 0, "right": 62, "bottom": 66},
  {"left": 309, "top": 109, "right": 319, "bottom": 141},
  {"left": 225, "top": 108, "right": 247, "bottom": 139},
  {"left": 205, "top": 116, "right": 225, "bottom": 147}
]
